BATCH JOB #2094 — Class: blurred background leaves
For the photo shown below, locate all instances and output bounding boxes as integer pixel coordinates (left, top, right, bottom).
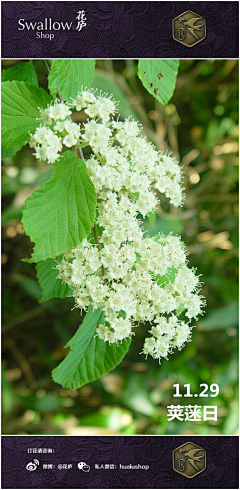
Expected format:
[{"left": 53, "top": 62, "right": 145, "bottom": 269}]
[{"left": 2, "top": 59, "right": 238, "bottom": 435}]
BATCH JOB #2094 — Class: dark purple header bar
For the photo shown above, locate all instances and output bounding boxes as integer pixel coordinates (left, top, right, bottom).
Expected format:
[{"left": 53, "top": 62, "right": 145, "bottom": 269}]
[
  {"left": 1, "top": 1, "right": 239, "bottom": 58},
  {"left": 1, "top": 436, "right": 239, "bottom": 488}
]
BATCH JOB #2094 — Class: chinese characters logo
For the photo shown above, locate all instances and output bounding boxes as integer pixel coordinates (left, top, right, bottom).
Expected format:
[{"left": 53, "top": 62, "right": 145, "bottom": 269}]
[
  {"left": 173, "top": 442, "right": 206, "bottom": 478},
  {"left": 172, "top": 11, "right": 206, "bottom": 47},
  {"left": 76, "top": 10, "right": 87, "bottom": 31}
]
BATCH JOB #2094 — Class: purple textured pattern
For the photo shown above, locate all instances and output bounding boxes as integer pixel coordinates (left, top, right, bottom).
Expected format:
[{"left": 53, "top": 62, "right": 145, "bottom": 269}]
[
  {"left": 1, "top": 436, "right": 239, "bottom": 488},
  {"left": 1, "top": 1, "right": 239, "bottom": 58}
]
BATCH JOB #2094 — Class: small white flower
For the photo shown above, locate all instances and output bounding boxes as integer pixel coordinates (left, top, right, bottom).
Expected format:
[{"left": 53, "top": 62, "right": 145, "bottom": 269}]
[{"left": 48, "top": 102, "right": 71, "bottom": 121}]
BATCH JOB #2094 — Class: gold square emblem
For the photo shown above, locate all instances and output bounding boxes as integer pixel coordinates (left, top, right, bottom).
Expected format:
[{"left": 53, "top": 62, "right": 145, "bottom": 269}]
[{"left": 172, "top": 11, "right": 206, "bottom": 47}]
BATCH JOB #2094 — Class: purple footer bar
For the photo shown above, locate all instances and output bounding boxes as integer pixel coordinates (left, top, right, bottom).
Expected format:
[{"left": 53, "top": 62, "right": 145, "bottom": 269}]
[
  {"left": 1, "top": 436, "right": 239, "bottom": 488},
  {"left": 1, "top": 1, "right": 239, "bottom": 59}
]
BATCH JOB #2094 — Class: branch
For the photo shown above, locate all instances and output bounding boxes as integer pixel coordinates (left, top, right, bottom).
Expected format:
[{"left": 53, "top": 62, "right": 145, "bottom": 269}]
[{"left": 93, "top": 223, "right": 102, "bottom": 252}]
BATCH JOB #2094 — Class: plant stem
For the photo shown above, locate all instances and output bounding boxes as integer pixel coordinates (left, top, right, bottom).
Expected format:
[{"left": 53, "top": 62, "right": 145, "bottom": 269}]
[
  {"left": 5, "top": 339, "right": 37, "bottom": 390},
  {"left": 43, "top": 60, "right": 63, "bottom": 102},
  {"left": 93, "top": 224, "right": 101, "bottom": 252},
  {"left": 78, "top": 147, "right": 85, "bottom": 160},
  {"left": 93, "top": 224, "right": 105, "bottom": 276},
  {"left": 43, "top": 60, "right": 50, "bottom": 73}
]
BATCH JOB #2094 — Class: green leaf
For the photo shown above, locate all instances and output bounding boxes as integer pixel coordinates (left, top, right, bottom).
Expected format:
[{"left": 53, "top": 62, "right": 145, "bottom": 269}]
[
  {"left": 198, "top": 302, "right": 239, "bottom": 331},
  {"left": 79, "top": 407, "right": 132, "bottom": 431},
  {"left": 36, "top": 258, "right": 72, "bottom": 303},
  {"left": 1, "top": 143, "right": 24, "bottom": 159},
  {"left": 14, "top": 275, "right": 41, "bottom": 301},
  {"left": 1, "top": 204, "right": 23, "bottom": 224},
  {"left": 48, "top": 60, "right": 95, "bottom": 103},
  {"left": 92, "top": 73, "right": 139, "bottom": 120},
  {"left": 143, "top": 213, "right": 183, "bottom": 237},
  {"left": 120, "top": 373, "right": 156, "bottom": 416},
  {"left": 22, "top": 151, "right": 96, "bottom": 263},
  {"left": 1, "top": 81, "right": 52, "bottom": 148},
  {"left": 138, "top": 60, "right": 179, "bottom": 105},
  {"left": 1, "top": 62, "right": 38, "bottom": 85},
  {"left": 2, "top": 369, "right": 14, "bottom": 416},
  {"left": 146, "top": 211, "right": 156, "bottom": 225},
  {"left": 52, "top": 307, "right": 131, "bottom": 389}
]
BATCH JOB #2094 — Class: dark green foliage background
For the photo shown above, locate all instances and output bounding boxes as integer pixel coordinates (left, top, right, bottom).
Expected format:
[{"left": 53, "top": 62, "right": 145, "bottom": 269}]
[{"left": 2, "top": 59, "right": 238, "bottom": 435}]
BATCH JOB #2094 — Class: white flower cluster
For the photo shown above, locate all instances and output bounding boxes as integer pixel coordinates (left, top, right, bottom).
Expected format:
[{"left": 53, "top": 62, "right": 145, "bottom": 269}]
[
  {"left": 30, "top": 91, "right": 182, "bottom": 213},
  {"left": 57, "top": 190, "right": 204, "bottom": 361},
  {"left": 29, "top": 102, "right": 80, "bottom": 164},
  {"left": 31, "top": 90, "right": 204, "bottom": 362},
  {"left": 83, "top": 118, "right": 183, "bottom": 214}
]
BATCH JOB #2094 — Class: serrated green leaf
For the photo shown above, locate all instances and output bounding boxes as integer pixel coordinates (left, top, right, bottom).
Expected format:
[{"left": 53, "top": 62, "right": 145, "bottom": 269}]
[
  {"left": 138, "top": 60, "right": 179, "bottom": 105},
  {"left": 52, "top": 307, "right": 131, "bottom": 389},
  {"left": 1, "top": 81, "right": 52, "bottom": 148},
  {"left": 1, "top": 143, "right": 24, "bottom": 159},
  {"left": 48, "top": 60, "right": 95, "bottom": 103},
  {"left": 1, "top": 62, "right": 38, "bottom": 85},
  {"left": 21, "top": 150, "right": 97, "bottom": 263},
  {"left": 36, "top": 258, "right": 72, "bottom": 303}
]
